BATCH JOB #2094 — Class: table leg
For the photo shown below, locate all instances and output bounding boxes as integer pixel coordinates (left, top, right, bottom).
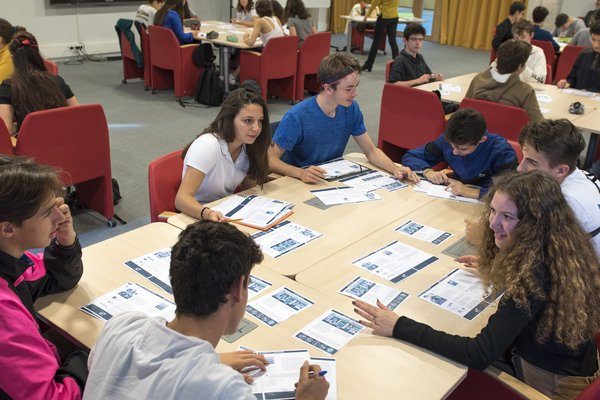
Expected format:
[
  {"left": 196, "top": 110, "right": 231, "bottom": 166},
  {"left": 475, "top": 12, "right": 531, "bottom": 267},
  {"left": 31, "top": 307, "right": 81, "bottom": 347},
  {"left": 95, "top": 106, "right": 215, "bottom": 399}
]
[
  {"left": 346, "top": 21, "right": 354, "bottom": 54},
  {"left": 584, "top": 132, "right": 599, "bottom": 170},
  {"left": 222, "top": 46, "right": 231, "bottom": 94}
]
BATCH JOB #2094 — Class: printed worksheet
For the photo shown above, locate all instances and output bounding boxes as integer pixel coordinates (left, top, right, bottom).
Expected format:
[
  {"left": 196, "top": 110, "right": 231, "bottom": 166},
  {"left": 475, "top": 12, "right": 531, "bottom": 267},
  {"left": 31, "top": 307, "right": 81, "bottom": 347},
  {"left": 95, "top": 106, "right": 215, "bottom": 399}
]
[
  {"left": 246, "top": 287, "right": 314, "bottom": 327},
  {"left": 310, "top": 186, "right": 381, "bottom": 206},
  {"left": 413, "top": 180, "right": 436, "bottom": 193},
  {"left": 251, "top": 221, "right": 322, "bottom": 258},
  {"left": 123, "top": 248, "right": 173, "bottom": 294},
  {"left": 295, "top": 309, "right": 364, "bottom": 355},
  {"left": 352, "top": 241, "right": 438, "bottom": 283},
  {"left": 248, "top": 275, "right": 272, "bottom": 300},
  {"left": 418, "top": 268, "right": 502, "bottom": 320},
  {"left": 561, "top": 88, "right": 596, "bottom": 97},
  {"left": 310, "top": 357, "right": 337, "bottom": 400},
  {"left": 425, "top": 183, "right": 482, "bottom": 204},
  {"left": 242, "top": 348, "right": 310, "bottom": 400},
  {"left": 80, "top": 283, "right": 175, "bottom": 323},
  {"left": 212, "top": 195, "right": 293, "bottom": 230},
  {"left": 438, "top": 83, "right": 462, "bottom": 96},
  {"left": 339, "top": 276, "right": 409, "bottom": 310},
  {"left": 339, "top": 170, "right": 407, "bottom": 192},
  {"left": 395, "top": 220, "right": 452, "bottom": 245},
  {"left": 535, "top": 93, "right": 553, "bottom": 103},
  {"left": 316, "top": 157, "right": 368, "bottom": 180}
]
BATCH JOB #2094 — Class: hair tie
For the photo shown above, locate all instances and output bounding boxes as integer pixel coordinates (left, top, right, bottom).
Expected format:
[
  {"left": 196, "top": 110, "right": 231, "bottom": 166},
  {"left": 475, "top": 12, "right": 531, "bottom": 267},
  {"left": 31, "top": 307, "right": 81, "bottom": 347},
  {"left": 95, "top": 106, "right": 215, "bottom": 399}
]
[{"left": 20, "top": 39, "right": 38, "bottom": 48}]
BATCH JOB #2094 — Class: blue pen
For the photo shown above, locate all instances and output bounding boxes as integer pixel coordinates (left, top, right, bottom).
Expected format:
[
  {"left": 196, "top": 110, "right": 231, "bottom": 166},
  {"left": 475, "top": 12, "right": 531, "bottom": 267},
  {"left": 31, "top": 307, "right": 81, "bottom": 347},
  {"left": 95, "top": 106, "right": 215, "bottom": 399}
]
[{"left": 309, "top": 370, "right": 328, "bottom": 377}]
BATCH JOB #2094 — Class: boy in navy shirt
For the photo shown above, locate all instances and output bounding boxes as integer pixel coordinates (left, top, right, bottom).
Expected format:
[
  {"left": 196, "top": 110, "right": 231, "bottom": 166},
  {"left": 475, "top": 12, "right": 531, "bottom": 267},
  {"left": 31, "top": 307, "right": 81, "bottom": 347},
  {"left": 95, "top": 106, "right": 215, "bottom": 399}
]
[
  {"left": 532, "top": 6, "right": 560, "bottom": 52},
  {"left": 557, "top": 21, "right": 600, "bottom": 92},
  {"left": 401, "top": 108, "right": 518, "bottom": 198}
]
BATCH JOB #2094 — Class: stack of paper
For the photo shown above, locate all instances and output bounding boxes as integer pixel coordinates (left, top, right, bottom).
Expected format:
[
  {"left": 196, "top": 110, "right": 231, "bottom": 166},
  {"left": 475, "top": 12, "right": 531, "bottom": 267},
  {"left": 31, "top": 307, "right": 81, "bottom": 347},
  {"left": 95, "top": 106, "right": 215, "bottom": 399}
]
[
  {"left": 251, "top": 221, "right": 322, "bottom": 258},
  {"left": 339, "top": 170, "right": 407, "bottom": 192},
  {"left": 213, "top": 195, "right": 294, "bottom": 230},
  {"left": 80, "top": 283, "right": 175, "bottom": 323},
  {"left": 246, "top": 287, "right": 314, "bottom": 327},
  {"left": 316, "top": 157, "right": 369, "bottom": 180},
  {"left": 295, "top": 309, "right": 364, "bottom": 355},
  {"left": 310, "top": 186, "right": 381, "bottom": 206}
]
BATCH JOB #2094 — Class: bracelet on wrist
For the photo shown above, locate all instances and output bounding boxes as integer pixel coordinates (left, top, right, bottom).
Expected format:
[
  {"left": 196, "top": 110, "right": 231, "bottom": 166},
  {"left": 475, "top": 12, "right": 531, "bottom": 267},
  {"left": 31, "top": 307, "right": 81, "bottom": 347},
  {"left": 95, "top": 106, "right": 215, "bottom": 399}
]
[{"left": 200, "top": 207, "right": 210, "bottom": 220}]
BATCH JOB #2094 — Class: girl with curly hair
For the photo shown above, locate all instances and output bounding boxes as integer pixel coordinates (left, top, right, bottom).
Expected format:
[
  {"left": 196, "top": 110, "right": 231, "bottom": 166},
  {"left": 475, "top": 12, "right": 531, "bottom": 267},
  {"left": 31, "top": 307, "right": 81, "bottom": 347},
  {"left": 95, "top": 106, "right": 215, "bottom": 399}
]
[{"left": 354, "top": 170, "right": 600, "bottom": 399}]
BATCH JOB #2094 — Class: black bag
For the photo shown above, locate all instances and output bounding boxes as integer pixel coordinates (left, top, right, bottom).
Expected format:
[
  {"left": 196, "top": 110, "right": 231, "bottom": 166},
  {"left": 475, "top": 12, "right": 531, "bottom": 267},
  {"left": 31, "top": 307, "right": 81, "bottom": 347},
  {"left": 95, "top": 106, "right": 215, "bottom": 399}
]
[
  {"left": 112, "top": 178, "right": 122, "bottom": 205},
  {"left": 192, "top": 43, "right": 216, "bottom": 68},
  {"left": 194, "top": 66, "right": 224, "bottom": 106}
]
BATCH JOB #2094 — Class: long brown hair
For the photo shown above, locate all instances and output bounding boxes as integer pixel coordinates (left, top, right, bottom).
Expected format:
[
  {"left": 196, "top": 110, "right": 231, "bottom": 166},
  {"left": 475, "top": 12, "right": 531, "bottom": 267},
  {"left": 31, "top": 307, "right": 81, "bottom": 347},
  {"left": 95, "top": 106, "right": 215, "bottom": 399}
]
[
  {"left": 236, "top": 0, "right": 254, "bottom": 13},
  {"left": 477, "top": 171, "right": 600, "bottom": 348},
  {"left": 8, "top": 32, "right": 67, "bottom": 122},
  {"left": 284, "top": 0, "right": 310, "bottom": 21},
  {"left": 154, "top": 0, "right": 185, "bottom": 26},
  {"left": 183, "top": 89, "right": 271, "bottom": 186}
]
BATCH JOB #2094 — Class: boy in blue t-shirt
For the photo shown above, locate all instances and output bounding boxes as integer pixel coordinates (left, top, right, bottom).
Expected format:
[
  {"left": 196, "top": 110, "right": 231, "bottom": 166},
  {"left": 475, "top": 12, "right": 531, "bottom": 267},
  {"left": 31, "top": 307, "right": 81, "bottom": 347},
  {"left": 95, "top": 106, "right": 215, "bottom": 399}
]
[
  {"left": 401, "top": 108, "right": 518, "bottom": 198},
  {"left": 268, "top": 52, "right": 418, "bottom": 184}
]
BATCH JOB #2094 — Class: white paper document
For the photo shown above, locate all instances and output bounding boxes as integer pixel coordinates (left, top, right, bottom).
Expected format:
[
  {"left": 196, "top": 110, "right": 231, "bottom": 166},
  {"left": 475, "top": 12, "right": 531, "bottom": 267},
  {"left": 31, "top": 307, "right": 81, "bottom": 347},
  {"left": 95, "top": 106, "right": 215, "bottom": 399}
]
[
  {"left": 316, "top": 157, "right": 368, "bottom": 180},
  {"left": 339, "top": 170, "right": 407, "bottom": 192},
  {"left": 124, "top": 248, "right": 173, "bottom": 294},
  {"left": 339, "top": 276, "right": 409, "bottom": 310},
  {"left": 248, "top": 275, "right": 272, "bottom": 300},
  {"left": 419, "top": 268, "right": 502, "bottom": 320},
  {"left": 310, "top": 186, "right": 381, "bottom": 206},
  {"left": 80, "top": 283, "right": 175, "bottom": 323},
  {"left": 242, "top": 348, "right": 310, "bottom": 400},
  {"left": 540, "top": 107, "right": 550, "bottom": 114},
  {"left": 535, "top": 93, "right": 553, "bottom": 103},
  {"left": 439, "top": 83, "right": 462, "bottom": 96},
  {"left": 310, "top": 357, "right": 337, "bottom": 400},
  {"left": 212, "top": 194, "right": 293, "bottom": 229},
  {"left": 251, "top": 221, "right": 322, "bottom": 258},
  {"left": 561, "top": 88, "right": 596, "bottom": 97},
  {"left": 295, "top": 309, "right": 364, "bottom": 355},
  {"left": 352, "top": 241, "right": 438, "bottom": 283},
  {"left": 395, "top": 220, "right": 452, "bottom": 245},
  {"left": 246, "top": 287, "right": 314, "bottom": 327},
  {"left": 425, "top": 182, "right": 482, "bottom": 204}
]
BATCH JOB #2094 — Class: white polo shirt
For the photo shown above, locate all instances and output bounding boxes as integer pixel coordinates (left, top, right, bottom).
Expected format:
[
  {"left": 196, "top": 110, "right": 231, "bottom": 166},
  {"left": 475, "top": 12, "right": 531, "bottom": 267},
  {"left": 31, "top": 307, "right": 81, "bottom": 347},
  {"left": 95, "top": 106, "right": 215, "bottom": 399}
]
[
  {"left": 561, "top": 168, "right": 600, "bottom": 258},
  {"left": 182, "top": 133, "right": 249, "bottom": 204}
]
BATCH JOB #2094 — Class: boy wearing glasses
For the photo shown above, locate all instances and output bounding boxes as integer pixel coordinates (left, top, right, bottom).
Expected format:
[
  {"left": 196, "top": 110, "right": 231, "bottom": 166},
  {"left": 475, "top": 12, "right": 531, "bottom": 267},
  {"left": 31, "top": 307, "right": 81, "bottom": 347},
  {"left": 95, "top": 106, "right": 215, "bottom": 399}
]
[{"left": 401, "top": 108, "right": 517, "bottom": 199}]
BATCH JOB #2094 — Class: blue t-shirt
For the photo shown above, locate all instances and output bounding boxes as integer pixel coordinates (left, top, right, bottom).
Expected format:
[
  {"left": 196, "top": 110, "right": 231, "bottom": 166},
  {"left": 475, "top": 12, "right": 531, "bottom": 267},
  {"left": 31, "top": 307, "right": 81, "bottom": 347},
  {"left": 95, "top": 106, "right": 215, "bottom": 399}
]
[
  {"left": 163, "top": 10, "right": 194, "bottom": 44},
  {"left": 273, "top": 96, "right": 366, "bottom": 167}
]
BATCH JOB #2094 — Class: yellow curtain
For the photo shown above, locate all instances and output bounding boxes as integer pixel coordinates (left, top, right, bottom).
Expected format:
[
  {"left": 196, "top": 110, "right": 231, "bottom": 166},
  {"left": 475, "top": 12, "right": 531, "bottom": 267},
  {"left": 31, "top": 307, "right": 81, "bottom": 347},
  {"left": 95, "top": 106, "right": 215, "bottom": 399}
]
[
  {"left": 331, "top": 0, "right": 361, "bottom": 34},
  {"left": 440, "top": 0, "right": 528, "bottom": 50}
]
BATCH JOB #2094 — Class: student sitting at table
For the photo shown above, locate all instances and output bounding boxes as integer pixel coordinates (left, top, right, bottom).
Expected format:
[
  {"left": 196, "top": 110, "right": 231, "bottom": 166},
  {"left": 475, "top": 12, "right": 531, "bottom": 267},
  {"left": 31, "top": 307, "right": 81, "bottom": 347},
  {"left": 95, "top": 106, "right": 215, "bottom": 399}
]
[
  {"left": 134, "top": 0, "right": 164, "bottom": 27},
  {"left": 354, "top": 170, "right": 600, "bottom": 400},
  {"left": 0, "top": 19, "right": 25, "bottom": 84},
  {"left": 553, "top": 13, "right": 586, "bottom": 38},
  {"left": 0, "top": 155, "right": 87, "bottom": 399},
  {"left": 0, "top": 32, "right": 79, "bottom": 135},
  {"left": 402, "top": 108, "right": 517, "bottom": 199},
  {"left": 84, "top": 221, "right": 330, "bottom": 400},
  {"left": 492, "top": 1, "right": 525, "bottom": 51},
  {"left": 466, "top": 39, "right": 543, "bottom": 122},
  {"left": 569, "top": 9, "right": 600, "bottom": 48},
  {"left": 231, "top": 0, "right": 258, "bottom": 27},
  {"left": 243, "top": 0, "right": 286, "bottom": 47},
  {"left": 557, "top": 21, "right": 600, "bottom": 92},
  {"left": 153, "top": 0, "right": 195, "bottom": 44},
  {"left": 175, "top": 88, "right": 270, "bottom": 222},
  {"left": 271, "top": 0, "right": 287, "bottom": 27},
  {"left": 268, "top": 52, "right": 418, "bottom": 184},
  {"left": 585, "top": 0, "right": 600, "bottom": 26},
  {"left": 284, "top": 0, "right": 317, "bottom": 45},
  {"left": 182, "top": 0, "right": 200, "bottom": 22},
  {"left": 492, "top": 20, "right": 546, "bottom": 84},
  {"left": 532, "top": 6, "right": 560, "bottom": 52}
]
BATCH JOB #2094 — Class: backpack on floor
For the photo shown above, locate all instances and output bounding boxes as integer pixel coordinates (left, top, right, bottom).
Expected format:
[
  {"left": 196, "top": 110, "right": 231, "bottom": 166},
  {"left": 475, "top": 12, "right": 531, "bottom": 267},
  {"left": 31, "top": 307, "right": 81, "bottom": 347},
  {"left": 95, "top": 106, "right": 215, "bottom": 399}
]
[{"left": 192, "top": 43, "right": 223, "bottom": 106}]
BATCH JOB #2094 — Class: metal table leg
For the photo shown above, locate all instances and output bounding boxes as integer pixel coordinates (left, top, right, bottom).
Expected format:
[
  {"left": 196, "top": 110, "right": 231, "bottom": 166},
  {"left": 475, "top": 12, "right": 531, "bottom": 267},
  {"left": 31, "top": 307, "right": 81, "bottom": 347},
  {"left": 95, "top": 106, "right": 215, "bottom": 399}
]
[{"left": 222, "top": 46, "right": 232, "bottom": 94}]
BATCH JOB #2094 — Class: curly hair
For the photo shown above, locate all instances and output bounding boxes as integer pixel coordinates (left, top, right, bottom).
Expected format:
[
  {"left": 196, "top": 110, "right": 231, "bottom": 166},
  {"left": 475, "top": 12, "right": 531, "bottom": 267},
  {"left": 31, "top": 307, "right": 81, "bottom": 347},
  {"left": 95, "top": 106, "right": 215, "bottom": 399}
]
[{"left": 476, "top": 171, "right": 600, "bottom": 348}]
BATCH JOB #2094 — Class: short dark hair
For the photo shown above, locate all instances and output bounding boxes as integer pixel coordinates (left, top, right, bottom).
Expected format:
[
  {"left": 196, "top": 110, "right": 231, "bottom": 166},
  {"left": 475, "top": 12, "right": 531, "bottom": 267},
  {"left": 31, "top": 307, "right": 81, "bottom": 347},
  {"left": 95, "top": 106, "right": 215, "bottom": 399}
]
[
  {"left": 512, "top": 19, "right": 534, "bottom": 36},
  {"left": 444, "top": 108, "right": 487, "bottom": 146},
  {"left": 532, "top": 6, "right": 549, "bottom": 23},
  {"left": 509, "top": 2, "right": 525, "bottom": 16},
  {"left": 317, "top": 52, "right": 360, "bottom": 89},
  {"left": 555, "top": 13, "right": 569, "bottom": 28},
  {"left": 403, "top": 23, "right": 426, "bottom": 40},
  {"left": 496, "top": 39, "right": 531, "bottom": 74},
  {"left": 255, "top": 0, "right": 272, "bottom": 17},
  {"left": 518, "top": 119, "right": 585, "bottom": 172},
  {"left": 0, "top": 155, "right": 62, "bottom": 225},
  {"left": 590, "top": 20, "right": 600, "bottom": 35},
  {"left": 170, "top": 221, "right": 263, "bottom": 317}
]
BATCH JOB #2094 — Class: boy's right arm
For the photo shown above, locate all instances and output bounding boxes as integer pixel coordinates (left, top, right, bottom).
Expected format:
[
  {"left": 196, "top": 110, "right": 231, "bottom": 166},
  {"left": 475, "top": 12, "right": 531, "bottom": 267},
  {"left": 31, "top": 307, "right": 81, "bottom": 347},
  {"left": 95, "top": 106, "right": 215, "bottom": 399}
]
[{"left": 401, "top": 138, "right": 445, "bottom": 173}]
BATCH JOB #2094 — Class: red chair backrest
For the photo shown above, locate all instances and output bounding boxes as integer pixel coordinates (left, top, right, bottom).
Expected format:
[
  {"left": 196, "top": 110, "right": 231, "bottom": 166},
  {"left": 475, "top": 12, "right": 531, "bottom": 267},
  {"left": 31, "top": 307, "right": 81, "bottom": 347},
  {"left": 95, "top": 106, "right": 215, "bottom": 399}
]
[
  {"left": 261, "top": 35, "right": 299, "bottom": 76},
  {"left": 298, "top": 32, "right": 331, "bottom": 73},
  {"left": 15, "top": 104, "right": 111, "bottom": 186},
  {"left": 447, "top": 369, "right": 527, "bottom": 400},
  {"left": 43, "top": 59, "right": 58, "bottom": 76},
  {"left": 378, "top": 83, "right": 445, "bottom": 157},
  {"left": 139, "top": 23, "right": 152, "bottom": 85},
  {"left": 531, "top": 39, "right": 556, "bottom": 69},
  {"left": 460, "top": 98, "right": 529, "bottom": 142},
  {"left": 148, "top": 25, "right": 181, "bottom": 68},
  {"left": 577, "top": 377, "right": 600, "bottom": 400},
  {"left": 0, "top": 121, "right": 13, "bottom": 155},
  {"left": 554, "top": 45, "right": 585, "bottom": 84},
  {"left": 148, "top": 149, "right": 184, "bottom": 223},
  {"left": 120, "top": 31, "right": 136, "bottom": 60},
  {"left": 545, "top": 64, "right": 553, "bottom": 84},
  {"left": 508, "top": 140, "right": 523, "bottom": 163},
  {"left": 385, "top": 59, "right": 393, "bottom": 82}
]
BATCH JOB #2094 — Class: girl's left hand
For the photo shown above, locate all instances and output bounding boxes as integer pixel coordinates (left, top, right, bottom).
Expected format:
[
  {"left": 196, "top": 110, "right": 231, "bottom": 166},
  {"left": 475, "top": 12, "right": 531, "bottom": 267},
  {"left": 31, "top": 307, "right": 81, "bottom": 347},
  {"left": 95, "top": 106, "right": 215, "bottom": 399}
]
[{"left": 353, "top": 299, "right": 399, "bottom": 337}]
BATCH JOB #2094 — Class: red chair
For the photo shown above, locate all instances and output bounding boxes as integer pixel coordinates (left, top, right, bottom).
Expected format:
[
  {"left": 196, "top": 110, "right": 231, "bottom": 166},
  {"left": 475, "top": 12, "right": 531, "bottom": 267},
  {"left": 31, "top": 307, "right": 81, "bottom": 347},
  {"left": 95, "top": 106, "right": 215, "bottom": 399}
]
[
  {"left": 554, "top": 45, "right": 584, "bottom": 84},
  {"left": 148, "top": 25, "right": 202, "bottom": 100},
  {"left": 137, "top": 22, "right": 152, "bottom": 90},
  {"left": 15, "top": 104, "right": 116, "bottom": 226},
  {"left": 459, "top": 98, "right": 529, "bottom": 142},
  {"left": 545, "top": 64, "right": 553, "bottom": 84},
  {"left": 148, "top": 149, "right": 183, "bottom": 223},
  {"left": 240, "top": 35, "right": 299, "bottom": 102},
  {"left": 385, "top": 59, "right": 393, "bottom": 82},
  {"left": 532, "top": 39, "right": 556, "bottom": 71},
  {"left": 295, "top": 32, "right": 331, "bottom": 101},
  {"left": 446, "top": 369, "right": 527, "bottom": 400},
  {"left": 43, "top": 59, "right": 58, "bottom": 76},
  {"left": 378, "top": 83, "right": 446, "bottom": 161},
  {"left": 351, "top": 24, "right": 386, "bottom": 54},
  {"left": 116, "top": 26, "right": 144, "bottom": 84},
  {"left": 508, "top": 140, "right": 523, "bottom": 163},
  {"left": 0, "top": 121, "right": 13, "bottom": 155},
  {"left": 576, "top": 332, "right": 600, "bottom": 399}
]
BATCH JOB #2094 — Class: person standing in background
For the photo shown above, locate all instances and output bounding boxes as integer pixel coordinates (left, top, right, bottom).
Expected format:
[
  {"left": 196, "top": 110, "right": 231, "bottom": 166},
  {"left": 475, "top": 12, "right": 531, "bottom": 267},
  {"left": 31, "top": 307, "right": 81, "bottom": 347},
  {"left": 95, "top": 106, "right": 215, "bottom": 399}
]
[{"left": 361, "top": 0, "right": 400, "bottom": 72}]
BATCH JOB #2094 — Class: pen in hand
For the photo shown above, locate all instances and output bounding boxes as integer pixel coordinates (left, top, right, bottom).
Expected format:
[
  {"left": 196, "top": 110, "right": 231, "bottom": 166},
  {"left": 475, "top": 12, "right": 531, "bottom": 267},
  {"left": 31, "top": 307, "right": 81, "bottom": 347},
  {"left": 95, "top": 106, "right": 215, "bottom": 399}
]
[{"left": 308, "top": 370, "right": 328, "bottom": 377}]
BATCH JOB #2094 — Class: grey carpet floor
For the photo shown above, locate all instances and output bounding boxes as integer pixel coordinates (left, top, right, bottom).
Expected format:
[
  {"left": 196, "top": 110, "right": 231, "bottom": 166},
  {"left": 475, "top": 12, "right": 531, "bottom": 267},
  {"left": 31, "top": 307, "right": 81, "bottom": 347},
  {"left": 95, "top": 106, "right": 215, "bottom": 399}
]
[{"left": 56, "top": 34, "right": 488, "bottom": 246}]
